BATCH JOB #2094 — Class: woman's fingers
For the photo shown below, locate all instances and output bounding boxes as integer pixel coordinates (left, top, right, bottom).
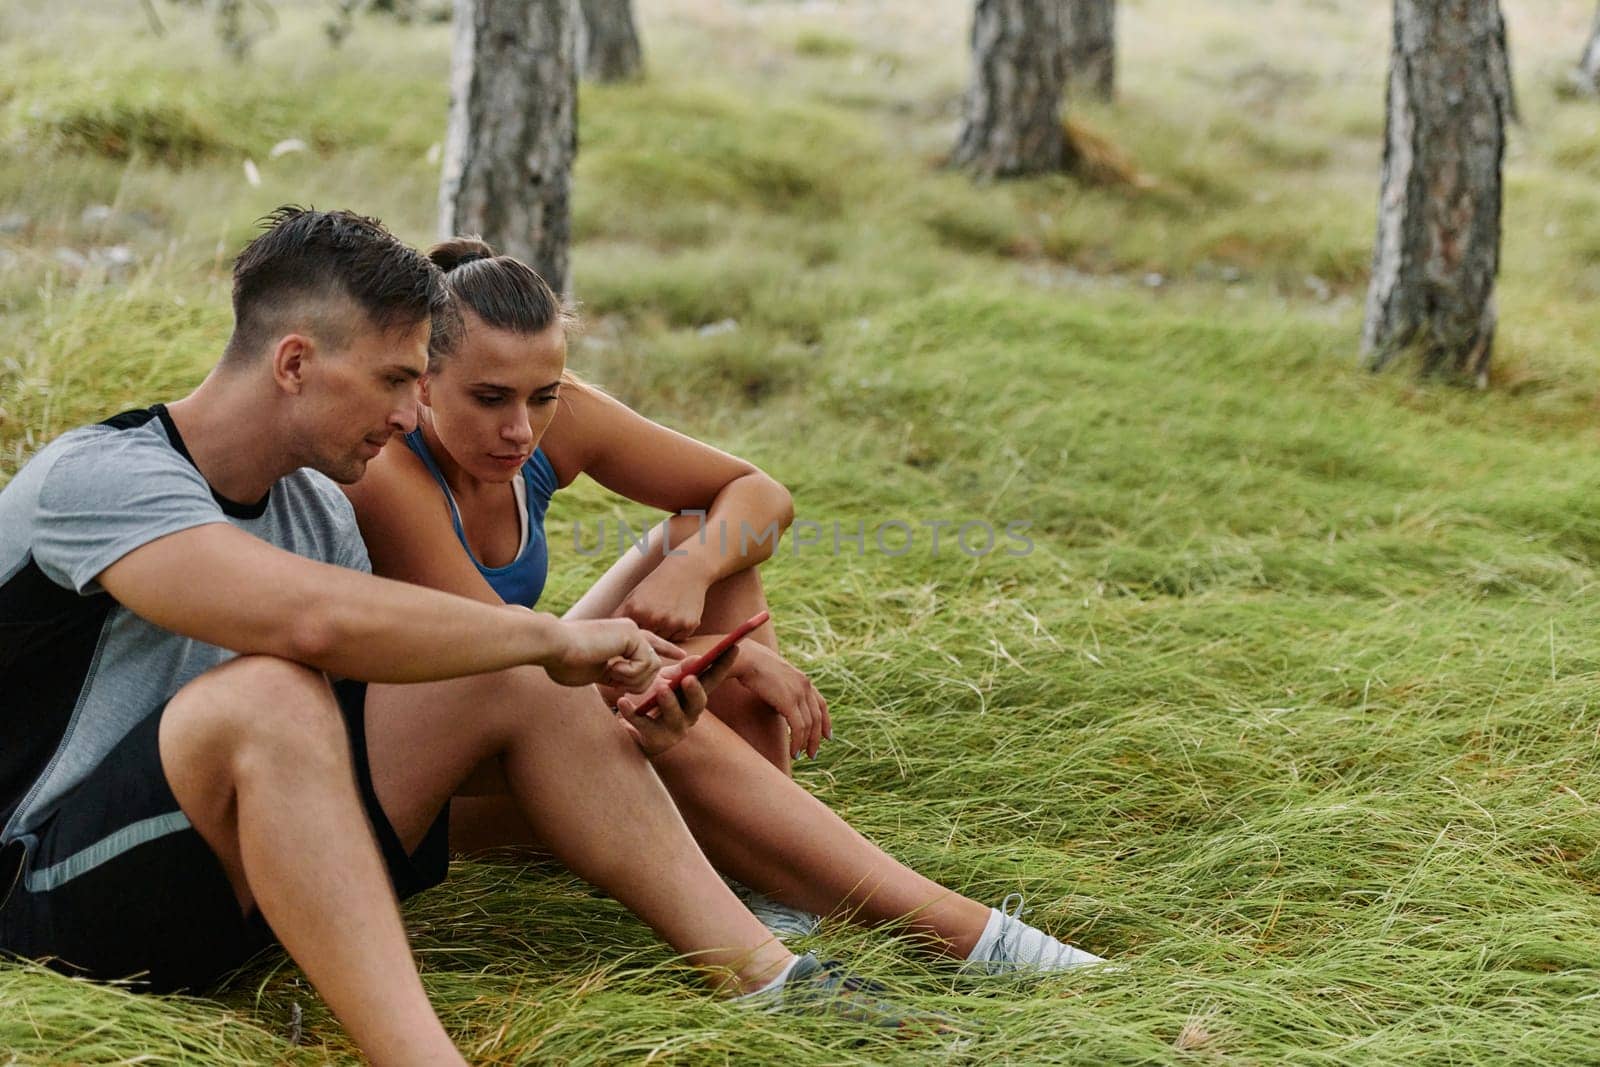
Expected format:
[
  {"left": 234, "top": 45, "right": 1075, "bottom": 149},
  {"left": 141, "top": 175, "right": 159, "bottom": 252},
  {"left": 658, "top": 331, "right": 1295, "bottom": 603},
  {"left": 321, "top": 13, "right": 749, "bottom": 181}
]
[
  {"left": 792, "top": 686, "right": 819, "bottom": 761},
  {"left": 777, "top": 698, "right": 808, "bottom": 761},
  {"left": 759, "top": 676, "right": 822, "bottom": 761},
  {"left": 697, "top": 646, "right": 740, "bottom": 695},
  {"left": 650, "top": 674, "right": 702, "bottom": 739},
  {"left": 802, "top": 687, "right": 823, "bottom": 759},
  {"left": 616, "top": 676, "right": 698, "bottom": 758},
  {"left": 677, "top": 675, "right": 708, "bottom": 727}
]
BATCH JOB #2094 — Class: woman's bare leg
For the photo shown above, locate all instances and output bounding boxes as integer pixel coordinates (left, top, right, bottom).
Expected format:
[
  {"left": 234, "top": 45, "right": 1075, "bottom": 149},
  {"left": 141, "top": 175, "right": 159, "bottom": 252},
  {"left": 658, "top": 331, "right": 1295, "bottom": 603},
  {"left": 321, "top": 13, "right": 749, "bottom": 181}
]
[
  {"left": 654, "top": 713, "right": 992, "bottom": 957},
  {"left": 449, "top": 705, "right": 992, "bottom": 959}
]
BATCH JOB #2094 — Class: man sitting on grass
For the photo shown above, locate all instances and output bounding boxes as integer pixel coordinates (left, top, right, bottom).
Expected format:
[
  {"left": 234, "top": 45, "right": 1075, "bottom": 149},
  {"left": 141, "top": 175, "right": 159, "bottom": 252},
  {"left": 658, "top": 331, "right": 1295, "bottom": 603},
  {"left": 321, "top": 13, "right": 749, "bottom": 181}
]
[{"left": 0, "top": 207, "right": 1101, "bottom": 1065}]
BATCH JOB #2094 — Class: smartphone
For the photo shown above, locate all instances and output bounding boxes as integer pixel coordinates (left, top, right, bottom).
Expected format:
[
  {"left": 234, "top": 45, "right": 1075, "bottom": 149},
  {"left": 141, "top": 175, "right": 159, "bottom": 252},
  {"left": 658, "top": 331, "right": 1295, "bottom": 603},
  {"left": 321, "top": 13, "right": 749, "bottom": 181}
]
[{"left": 626, "top": 609, "right": 770, "bottom": 716}]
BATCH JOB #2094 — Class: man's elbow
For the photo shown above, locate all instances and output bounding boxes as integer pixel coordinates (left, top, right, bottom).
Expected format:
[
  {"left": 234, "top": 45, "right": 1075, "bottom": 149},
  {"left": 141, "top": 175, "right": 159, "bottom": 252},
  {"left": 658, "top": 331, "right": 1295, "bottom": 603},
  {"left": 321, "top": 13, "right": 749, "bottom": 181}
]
[{"left": 282, "top": 598, "right": 346, "bottom": 668}]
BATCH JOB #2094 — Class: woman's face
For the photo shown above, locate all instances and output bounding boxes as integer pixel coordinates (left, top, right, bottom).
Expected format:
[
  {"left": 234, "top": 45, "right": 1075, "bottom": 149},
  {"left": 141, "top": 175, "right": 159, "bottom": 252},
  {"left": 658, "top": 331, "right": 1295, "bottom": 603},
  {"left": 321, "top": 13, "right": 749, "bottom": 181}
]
[{"left": 421, "top": 318, "right": 567, "bottom": 484}]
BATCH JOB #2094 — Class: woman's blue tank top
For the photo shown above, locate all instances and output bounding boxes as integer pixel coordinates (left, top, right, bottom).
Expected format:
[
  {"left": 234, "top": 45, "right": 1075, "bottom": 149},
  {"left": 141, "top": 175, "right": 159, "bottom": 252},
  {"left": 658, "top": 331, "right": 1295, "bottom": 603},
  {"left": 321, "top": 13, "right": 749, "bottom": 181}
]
[{"left": 402, "top": 428, "right": 557, "bottom": 608}]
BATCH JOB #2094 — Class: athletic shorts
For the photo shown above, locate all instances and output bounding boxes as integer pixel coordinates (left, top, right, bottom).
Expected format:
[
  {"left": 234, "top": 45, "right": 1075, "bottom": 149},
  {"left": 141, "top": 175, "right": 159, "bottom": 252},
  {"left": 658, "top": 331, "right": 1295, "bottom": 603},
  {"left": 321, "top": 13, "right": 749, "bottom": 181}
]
[{"left": 0, "top": 680, "right": 450, "bottom": 993}]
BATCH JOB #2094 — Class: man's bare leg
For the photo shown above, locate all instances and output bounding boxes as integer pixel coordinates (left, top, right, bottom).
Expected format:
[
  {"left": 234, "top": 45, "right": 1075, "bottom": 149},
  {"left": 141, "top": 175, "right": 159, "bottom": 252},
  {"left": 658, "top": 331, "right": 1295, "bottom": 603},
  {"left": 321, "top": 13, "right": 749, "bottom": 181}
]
[
  {"left": 363, "top": 666, "right": 794, "bottom": 993},
  {"left": 159, "top": 656, "right": 463, "bottom": 1067},
  {"left": 565, "top": 513, "right": 792, "bottom": 772}
]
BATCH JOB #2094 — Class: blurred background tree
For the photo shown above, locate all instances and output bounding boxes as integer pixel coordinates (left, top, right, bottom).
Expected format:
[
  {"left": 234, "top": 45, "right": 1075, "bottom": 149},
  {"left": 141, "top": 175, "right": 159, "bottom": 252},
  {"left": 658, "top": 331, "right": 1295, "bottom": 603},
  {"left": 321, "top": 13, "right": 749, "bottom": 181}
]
[
  {"left": 439, "top": 0, "right": 577, "bottom": 293},
  {"left": 138, "top": 0, "right": 1545, "bottom": 390},
  {"left": 1361, "top": 0, "right": 1511, "bottom": 384},
  {"left": 578, "top": 0, "right": 644, "bottom": 83},
  {"left": 1574, "top": 1, "right": 1600, "bottom": 94},
  {"left": 1061, "top": 0, "right": 1114, "bottom": 102},
  {"left": 950, "top": 0, "right": 1072, "bottom": 178},
  {"left": 161, "top": 0, "right": 275, "bottom": 57}
]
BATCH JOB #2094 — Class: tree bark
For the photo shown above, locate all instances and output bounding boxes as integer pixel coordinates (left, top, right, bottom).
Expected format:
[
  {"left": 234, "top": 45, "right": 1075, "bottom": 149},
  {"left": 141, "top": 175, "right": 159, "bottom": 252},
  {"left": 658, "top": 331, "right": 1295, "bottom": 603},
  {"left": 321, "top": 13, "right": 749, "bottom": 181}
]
[
  {"left": 1490, "top": 2, "right": 1519, "bottom": 124},
  {"left": 1360, "top": 0, "right": 1509, "bottom": 385},
  {"left": 439, "top": 0, "right": 577, "bottom": 294},
  {"left": 951, "top": 0, "right": 1069, "bottom": 178},
  {"left": 578, "top": 0, "right": 643, "bottom": 83},
  {"left": 1061, "top": 0, "right": 1114, "bottom": 102},
  {"left": 1575, "top": 2, "right": 1600, "bottom": 95}
]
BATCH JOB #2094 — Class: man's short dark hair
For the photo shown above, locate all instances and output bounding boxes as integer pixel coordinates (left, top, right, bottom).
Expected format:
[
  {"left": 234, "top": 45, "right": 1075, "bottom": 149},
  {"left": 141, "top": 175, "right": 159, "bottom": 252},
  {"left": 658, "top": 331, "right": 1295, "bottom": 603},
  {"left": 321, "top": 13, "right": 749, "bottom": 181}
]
[{"left": 224, "top": 206, "right": 457, "bottom": 363}]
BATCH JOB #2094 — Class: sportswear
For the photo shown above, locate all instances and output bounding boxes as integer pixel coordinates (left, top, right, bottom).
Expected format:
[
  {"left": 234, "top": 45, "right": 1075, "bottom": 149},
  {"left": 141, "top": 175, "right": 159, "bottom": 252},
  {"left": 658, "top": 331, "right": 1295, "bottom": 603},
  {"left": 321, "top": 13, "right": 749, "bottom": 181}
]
[
  {"left": 0, "top": 405, "right": 445, "bottom": 990},
  {"left": 402, "top": 428, "right": 557, "bottom": 607},
  {"left": 961, "top": 893, "right": 1107, "bottom": 973},
  {"left": 725, "top": 876, "right": 822, "bottom": 939},
  {"left": 742, "top": 952, "right": 958, "bottom": 1034},
  {"left": 0, "top": 405, "right": 367, "bottom": 839}
]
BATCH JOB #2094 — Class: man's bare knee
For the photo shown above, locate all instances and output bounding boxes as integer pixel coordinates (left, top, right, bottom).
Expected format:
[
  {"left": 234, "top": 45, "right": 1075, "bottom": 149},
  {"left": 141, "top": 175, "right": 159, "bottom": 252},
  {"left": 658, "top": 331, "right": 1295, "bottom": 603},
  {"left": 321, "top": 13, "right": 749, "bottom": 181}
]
[
  {"left": 160, "top": 657, "right": 348, "bottom": 914},
  {"left": 162, "top": 655, "right": 347, "bottom": 787}
]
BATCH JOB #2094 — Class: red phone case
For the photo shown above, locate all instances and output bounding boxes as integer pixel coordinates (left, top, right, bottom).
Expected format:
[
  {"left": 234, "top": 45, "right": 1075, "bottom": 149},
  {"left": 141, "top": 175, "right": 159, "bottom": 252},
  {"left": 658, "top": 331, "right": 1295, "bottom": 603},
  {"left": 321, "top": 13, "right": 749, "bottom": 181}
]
[{"left": 627, "top": 609, "right": 770, "bottom": 715}]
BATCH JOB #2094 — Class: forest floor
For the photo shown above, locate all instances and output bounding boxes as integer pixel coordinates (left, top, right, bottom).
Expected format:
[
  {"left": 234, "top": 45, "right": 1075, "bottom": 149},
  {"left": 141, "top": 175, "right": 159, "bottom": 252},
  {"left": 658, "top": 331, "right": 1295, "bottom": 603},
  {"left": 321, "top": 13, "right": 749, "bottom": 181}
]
[{"left": 5, "top": 0, "right": 1600, "bottom": 1062}]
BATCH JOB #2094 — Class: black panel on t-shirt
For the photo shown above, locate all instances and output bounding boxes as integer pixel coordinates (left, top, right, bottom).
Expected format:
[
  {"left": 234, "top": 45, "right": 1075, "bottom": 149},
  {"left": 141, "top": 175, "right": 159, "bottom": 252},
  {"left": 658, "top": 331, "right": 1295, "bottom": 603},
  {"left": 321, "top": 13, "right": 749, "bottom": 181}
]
[
  {"left": 103, "top": 406, "right": 270, "bottom": 519},
  {"left": 0, "top": 556, "right": 115, "bottom": 831}
]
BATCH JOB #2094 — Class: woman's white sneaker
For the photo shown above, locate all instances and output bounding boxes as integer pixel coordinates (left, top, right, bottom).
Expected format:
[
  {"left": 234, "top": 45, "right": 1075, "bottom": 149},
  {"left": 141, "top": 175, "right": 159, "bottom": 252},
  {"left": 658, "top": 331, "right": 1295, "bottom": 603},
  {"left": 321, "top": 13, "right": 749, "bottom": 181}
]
[{"left": 960, "top": 894, "right": 1107, "bottom": 974}]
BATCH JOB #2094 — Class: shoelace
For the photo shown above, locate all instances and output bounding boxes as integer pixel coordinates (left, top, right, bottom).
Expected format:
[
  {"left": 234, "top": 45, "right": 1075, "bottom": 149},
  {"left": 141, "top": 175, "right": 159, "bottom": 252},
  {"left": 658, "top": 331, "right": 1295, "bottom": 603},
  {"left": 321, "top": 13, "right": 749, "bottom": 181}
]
[{"left": 990, "top": 892, "right": 1074, "bottom": 969}]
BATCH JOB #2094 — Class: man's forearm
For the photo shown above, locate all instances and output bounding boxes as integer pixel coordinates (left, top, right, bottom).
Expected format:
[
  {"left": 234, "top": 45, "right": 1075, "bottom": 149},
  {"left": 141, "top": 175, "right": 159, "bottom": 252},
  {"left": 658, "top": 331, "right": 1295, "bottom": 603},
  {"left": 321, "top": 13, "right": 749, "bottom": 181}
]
[
  {"left": 97, "top": 525, "right": 575, "bottom": 685},
  {"left": 286, "top": 568, "right": 569, "bottom": 683}
]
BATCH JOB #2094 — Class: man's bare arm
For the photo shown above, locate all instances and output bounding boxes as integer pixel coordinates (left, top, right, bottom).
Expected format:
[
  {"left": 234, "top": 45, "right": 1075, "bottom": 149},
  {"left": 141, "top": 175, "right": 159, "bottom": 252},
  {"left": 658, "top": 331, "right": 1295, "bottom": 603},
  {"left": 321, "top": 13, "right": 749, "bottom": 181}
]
[{"left": 98, "top": 523, "right": 655, "bottom": 687}]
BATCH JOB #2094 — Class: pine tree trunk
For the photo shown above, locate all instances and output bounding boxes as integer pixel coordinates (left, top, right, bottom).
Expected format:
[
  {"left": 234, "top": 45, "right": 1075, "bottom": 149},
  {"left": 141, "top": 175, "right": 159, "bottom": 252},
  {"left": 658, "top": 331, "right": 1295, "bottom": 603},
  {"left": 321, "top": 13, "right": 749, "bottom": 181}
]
[
  {"left": 439, "top": 0, "right": 577, "bottom": 294},
  {"left": 1360, "top": 0, "right": 1509, "bottom": 385},
  {"left": 951, "top": 0, "right": 1069, "bottom": 178},
  {"left": 1576, "top": 2, "right": 1600, "bottom": 94},
  {"left": 1062, "top": 0, "right": 1114, "bottom": 102},
  {"left": 578, "top": 0, "right": 643, "bottom": 82}
]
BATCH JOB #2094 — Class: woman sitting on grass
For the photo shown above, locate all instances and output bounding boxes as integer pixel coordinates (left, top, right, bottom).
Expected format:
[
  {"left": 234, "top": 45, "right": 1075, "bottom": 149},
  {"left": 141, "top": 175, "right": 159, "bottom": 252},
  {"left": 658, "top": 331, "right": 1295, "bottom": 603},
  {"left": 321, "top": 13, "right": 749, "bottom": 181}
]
[{"left": 341, "top": 236, "right": 1108, "bottom": 976}]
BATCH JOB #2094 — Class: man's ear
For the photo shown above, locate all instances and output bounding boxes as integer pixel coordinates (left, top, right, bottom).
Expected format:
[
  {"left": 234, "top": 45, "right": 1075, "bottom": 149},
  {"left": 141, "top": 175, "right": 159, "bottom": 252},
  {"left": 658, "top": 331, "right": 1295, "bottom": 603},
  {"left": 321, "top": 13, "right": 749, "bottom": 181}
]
[
  {"left": 418, "top": 373, "right": 434, "bottom": 407},
  {"left": 270, "top": 334, "right": 313, "bottom": 395}
]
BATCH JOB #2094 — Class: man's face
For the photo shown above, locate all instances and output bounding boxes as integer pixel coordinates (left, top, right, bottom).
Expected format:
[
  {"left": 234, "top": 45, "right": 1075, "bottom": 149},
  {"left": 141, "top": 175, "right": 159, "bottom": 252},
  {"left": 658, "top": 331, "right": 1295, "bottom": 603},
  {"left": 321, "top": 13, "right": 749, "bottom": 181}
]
[{"left": 298, "top": 317, "right": 430, "bottom": 485}]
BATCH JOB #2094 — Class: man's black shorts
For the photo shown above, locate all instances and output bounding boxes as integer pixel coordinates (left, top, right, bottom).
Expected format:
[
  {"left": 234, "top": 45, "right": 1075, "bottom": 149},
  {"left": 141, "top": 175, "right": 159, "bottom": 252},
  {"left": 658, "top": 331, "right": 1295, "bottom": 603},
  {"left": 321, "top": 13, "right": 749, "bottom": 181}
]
[{"left": 0, "top": 680, "right": 450, "bottom": 993}]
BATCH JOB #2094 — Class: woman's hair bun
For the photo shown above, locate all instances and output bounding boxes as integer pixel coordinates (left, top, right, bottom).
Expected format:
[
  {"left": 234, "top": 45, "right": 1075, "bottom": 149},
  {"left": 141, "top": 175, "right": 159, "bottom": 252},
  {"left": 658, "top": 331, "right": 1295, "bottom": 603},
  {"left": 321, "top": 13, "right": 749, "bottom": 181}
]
[{"left": 428, "top": 236, "right": 498, "bottom": 272}]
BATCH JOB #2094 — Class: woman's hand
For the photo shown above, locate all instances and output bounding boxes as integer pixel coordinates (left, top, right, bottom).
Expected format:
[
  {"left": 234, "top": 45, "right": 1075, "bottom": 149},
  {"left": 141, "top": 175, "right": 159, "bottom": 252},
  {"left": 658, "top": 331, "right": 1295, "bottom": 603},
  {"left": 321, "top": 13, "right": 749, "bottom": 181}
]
[
  {"left": 731, "top": 642, "right": 832, "bottom": 760},
  {"left": 615, "top": 647, "right": 741, "bottom": 758},
  {"left": 615, "top": 561, "right": 711, "bottom": 642}
]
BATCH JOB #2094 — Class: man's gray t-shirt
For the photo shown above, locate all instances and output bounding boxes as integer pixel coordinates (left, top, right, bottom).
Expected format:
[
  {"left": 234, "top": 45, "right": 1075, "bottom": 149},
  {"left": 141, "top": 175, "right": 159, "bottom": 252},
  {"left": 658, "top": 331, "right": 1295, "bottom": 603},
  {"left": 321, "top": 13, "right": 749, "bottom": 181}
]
[{"left": 0, "top": 405, "right": 369, "bottom": 841}]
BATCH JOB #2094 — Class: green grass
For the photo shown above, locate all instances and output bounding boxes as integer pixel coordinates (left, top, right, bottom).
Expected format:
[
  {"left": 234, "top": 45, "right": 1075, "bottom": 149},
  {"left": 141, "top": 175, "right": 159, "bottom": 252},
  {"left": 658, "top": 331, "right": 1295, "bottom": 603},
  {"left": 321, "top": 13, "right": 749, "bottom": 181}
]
[{"left": 6, "top": 0, "right": 1600, "bottom": 1061}]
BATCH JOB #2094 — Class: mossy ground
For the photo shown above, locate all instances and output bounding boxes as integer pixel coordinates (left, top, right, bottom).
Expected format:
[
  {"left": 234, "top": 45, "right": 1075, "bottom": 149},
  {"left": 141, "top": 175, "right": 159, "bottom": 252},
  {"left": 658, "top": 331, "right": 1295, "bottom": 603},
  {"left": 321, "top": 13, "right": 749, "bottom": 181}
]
[{"left": 4, "top": 0, "right": 1600, "bottom": 1062}]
